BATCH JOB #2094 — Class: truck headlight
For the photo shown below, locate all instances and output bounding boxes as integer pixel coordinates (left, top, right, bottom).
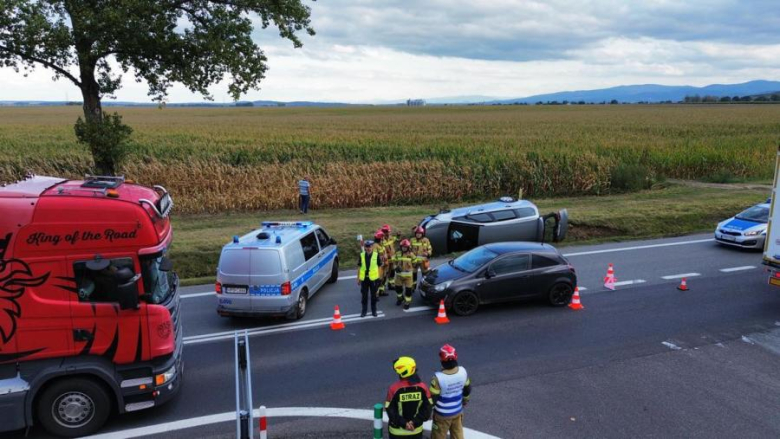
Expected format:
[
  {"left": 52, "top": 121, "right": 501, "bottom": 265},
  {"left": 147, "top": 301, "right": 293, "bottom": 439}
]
[
  {"left": 434, "top": 281, "right": 452, "bottom": 292},
  {"left": 155, "top": 365, "right": 176, "bottom": 386}
]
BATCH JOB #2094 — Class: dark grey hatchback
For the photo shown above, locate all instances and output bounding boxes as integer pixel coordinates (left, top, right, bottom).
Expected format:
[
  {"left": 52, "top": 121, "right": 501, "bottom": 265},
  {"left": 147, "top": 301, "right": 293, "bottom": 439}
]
[{"left": 419, "top": 242, "right": 577, "bottom": 316}]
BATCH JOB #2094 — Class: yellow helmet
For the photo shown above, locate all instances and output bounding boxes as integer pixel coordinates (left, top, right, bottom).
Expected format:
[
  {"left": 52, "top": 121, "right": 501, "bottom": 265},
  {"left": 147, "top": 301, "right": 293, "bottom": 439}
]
[{"left": 393, "top": 356, "right": 417, "bottom": 378}]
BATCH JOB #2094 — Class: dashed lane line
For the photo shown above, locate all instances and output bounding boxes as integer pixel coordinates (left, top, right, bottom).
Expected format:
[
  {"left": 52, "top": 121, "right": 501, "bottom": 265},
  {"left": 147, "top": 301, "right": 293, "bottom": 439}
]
[
  {"left": 661, "top": 273, "right": 701, "bottom": 280},
  {"left": 612, "top": 279, "right": 646, "bottom": 287},
  {"left": 720, "top": 266, "right": 757, "bottom": 273}
]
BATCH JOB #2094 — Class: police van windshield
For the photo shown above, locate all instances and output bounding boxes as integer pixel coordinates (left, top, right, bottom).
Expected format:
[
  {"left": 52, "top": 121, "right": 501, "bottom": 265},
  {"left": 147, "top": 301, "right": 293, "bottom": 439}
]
[{"left": 141, "top": 249, "right": 174, "bottom": 304}]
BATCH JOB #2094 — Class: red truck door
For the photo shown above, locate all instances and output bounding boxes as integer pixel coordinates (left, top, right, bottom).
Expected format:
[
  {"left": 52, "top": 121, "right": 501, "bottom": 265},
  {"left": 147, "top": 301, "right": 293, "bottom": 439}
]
[{"left": 68, "top": 255, "right": 149, "bottom": 363}]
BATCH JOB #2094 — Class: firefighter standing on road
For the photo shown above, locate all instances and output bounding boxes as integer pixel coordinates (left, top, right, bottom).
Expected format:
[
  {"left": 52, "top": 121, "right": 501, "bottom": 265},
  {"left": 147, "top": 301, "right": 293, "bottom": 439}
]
[
  {"left": 392, "top": 239, "right": 418, "bottom": 310},
  {"left": 410, "top": 226, "right": 433, "bottom": 284},
  {"left": 430, "top": 344, "right": 471, "bottom": 439},
  {"left": 385, "top": 356, "right": 433, "bottom": 439},
  {"left": 381, "top": 224, "right": 398, "bottom": 294},
  {"left": 372, "top": 230, "right": 389, "bottom": 297}
]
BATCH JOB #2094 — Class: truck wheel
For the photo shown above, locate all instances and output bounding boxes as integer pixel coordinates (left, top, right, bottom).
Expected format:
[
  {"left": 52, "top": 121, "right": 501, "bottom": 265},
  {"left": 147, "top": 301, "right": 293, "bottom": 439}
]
[
  {"left": 37, "top": 377, "right": 111, "bottom": 438},
  {"left": 327, "top": 258, "right": 339, "bottom": 284}
]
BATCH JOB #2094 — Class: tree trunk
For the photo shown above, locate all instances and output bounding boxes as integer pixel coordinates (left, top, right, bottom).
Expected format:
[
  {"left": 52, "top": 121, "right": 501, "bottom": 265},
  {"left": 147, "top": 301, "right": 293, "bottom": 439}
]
[
  {"left": 80, "top": 77, "right": 103, "bottom": 124},
  {"left": 77, "top": 69, "right": 116, "bottom": 175}
]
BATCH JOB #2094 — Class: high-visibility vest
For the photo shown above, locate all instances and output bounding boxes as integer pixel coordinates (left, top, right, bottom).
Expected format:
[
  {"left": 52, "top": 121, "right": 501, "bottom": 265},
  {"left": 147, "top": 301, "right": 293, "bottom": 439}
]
[
  {"left": 359, "top": 251, "right": 380, "bottom": 281},
  {"left": 434, "top": 367, "right": 468, "bottom": 416}
]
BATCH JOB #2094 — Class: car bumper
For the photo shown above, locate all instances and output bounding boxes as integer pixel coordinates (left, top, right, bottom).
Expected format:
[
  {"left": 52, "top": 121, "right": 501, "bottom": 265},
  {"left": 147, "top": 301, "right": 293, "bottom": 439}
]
[
  {"left": 119, "top": 329, "right": 183, "bottom": 413},
  {"left": 217, "top": 294, "right": 295, "bottom": 317},
  {"left": 418, "top": 282, "right": 449, "bottom": 306},
  {"left": 714, "top": 231, "right": 765, "bottom": 249}
]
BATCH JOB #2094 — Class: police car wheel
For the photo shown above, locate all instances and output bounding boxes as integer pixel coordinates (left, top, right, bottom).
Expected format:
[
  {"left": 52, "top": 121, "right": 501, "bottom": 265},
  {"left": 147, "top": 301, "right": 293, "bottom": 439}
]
[
  {"left": 292, "top": 292, "right": 308, "bottom": 320},
  {"left": 37, "top": 377, "right": 111, "bottom": 438},
  {"left": 327, "top": 258, "right": 339, "bottom": 284}
]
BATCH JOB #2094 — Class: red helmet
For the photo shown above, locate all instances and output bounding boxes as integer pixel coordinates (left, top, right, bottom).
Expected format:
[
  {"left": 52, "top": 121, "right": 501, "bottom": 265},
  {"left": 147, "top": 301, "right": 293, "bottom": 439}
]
[
  {"left": 439, "top": 344, "right": 457, "bottom": 362},
  {"left": 374, "top": 231, "right": 384, "bottom": 240},
  {"left": 414, "top": 226, "right": 425, "bottom": 236},
  {"left": 381, "top": 224, "right": 391, "bottom": 234},
  {"left": 400, "top": 239, "right": 411, "bottom": 248}
]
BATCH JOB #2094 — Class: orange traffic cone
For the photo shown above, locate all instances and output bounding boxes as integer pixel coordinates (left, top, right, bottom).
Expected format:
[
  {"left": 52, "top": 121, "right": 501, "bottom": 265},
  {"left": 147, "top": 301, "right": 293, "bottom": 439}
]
[
  {"left": 604, "top": 263, "right": 616, "bottom": 290},
  {"left": 569, "top": 287, "right": 584, "bottom": 310},
  {"left": 435, "top": 300, "right": 450, "bottom": 324},
  {"left": 677, "top": 278, "right": 689, "bottom": 291},
  {"left": 330, "top": 305, "right": 345, "bottom": 330}
]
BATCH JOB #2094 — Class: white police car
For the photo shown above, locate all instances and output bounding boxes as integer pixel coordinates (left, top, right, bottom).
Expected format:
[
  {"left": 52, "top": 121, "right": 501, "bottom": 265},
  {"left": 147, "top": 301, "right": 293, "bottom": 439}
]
[
  {"left": 714, "top": 200, "right": 770, "bottom": 250},
  {"left": 216, "top": 221, "right": 339, "bottom": 319}
]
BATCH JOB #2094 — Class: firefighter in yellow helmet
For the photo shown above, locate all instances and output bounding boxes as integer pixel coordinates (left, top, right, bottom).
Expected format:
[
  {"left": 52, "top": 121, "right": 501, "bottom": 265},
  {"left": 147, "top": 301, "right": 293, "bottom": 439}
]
[
  {"left": 410, "top": 226, "right": 433, "bottom": 284},
  {"left": 385, "top": 356, "right": 433, "bottom": 439},
  {"left": 392, "top": 239, "right": 418, "bottom": 310}
]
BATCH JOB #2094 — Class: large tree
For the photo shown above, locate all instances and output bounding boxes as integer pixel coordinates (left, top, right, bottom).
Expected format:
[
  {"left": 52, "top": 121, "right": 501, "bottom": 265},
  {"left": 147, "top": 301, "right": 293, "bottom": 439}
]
[{"left": 0, "top": 0, "right": 314, "bottom": 174}]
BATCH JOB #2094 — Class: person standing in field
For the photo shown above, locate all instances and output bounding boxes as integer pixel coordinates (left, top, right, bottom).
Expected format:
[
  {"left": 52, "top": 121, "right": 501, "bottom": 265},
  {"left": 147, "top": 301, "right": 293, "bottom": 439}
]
[
  {"left": 430, "top": 344, "right": 471, "bottom": 439},
  {"left": 297, "top": 176, "right": 311, "bottom": 214}
]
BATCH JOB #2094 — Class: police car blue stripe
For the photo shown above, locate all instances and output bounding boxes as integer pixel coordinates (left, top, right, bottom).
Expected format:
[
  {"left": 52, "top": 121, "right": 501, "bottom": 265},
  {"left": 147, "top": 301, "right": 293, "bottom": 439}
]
[{"left": 246, "top": 248, "right": 337, "bottom": 295}]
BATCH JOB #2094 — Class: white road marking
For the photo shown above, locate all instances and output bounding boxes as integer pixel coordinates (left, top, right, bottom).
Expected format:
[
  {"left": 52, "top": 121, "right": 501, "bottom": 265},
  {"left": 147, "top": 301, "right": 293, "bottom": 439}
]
[
  {"left": 83, "top": 407, "right": 501, "bottom": 439},
  {"left": 577, "top": 287, "right": 588, "bottom": 291},
  {"left": 184, "top": 313, "right": 386, "bottom": 345},
  {"left": 563, "top": 238, "right": 714, "bottom": 257},
  {"left": 741, "top": 335, "right": 755, "bottom": 345},
  {"left": 181, "top": 291, "right": 215, "bottom": 299},
  {"left": 612, "top": 279, "right": 646, "bottom": 287},
  {"left": 339, "top": 274, "right": 358, "bottom": 280},
  {"left": 403, "top": 306, "right": 434, "bottom": 313},
  {"left": 662, "top": 341, "right": 682, "bottom": 350},
  {"left": 719, "top": 266, "right": 757, "bottom": 273},
  {"left": 661, "top": 273, "right": 701, "bottom": 280}
]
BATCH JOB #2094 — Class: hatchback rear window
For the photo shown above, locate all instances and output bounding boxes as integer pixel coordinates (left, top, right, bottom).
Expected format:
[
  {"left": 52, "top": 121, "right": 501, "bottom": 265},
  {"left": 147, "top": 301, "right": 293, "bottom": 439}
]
[
  {"left": 533, "top": 255, "right": 561, "bottom": 269},
  {"left": 220, "top": 249, "right": 251, "bottom": 275},
  {"left": 250, "top": 249, "right": 282, "bottom": 276}
]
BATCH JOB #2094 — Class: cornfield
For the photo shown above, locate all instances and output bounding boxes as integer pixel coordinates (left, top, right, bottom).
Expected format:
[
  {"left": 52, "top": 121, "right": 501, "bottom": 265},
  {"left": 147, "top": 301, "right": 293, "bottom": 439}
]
[{"left": 0, "top": 105, "right": 776, "bottom": 213}]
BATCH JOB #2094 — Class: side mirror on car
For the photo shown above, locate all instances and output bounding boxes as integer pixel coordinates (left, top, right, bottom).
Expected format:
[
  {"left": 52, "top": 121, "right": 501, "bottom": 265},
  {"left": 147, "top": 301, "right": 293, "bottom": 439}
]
[
  {"left": 484, "top": 269, "right": 495, "bottom": 279},
  {"left": 329, "top": 237, "right": 338, "bottom": 246}
]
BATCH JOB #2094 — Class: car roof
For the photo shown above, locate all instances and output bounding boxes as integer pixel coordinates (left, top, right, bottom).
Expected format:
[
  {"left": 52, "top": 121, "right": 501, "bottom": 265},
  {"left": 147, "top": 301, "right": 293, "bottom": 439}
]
[
  {"left": 438, "top": 198, "right": 537, "bottom": 219},
  {"left": 483, "top": 241, "right": 558, "bottom": 255},
  {"left": 223, "top": 221, "right": 319, "bottom": 250}
]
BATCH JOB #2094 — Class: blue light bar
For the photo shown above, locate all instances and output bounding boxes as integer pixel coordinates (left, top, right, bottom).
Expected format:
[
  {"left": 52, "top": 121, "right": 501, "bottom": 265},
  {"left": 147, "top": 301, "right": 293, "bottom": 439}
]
[
  {"left": 276, "top": 235, "right": 282, "bottom": 244},
  {"left": 261, "top": 221, "right": 313, "bottom": 228}
]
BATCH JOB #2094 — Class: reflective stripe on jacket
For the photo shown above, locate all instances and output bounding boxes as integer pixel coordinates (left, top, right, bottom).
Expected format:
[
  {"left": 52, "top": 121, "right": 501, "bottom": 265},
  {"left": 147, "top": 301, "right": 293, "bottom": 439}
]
[
  {"left": 432, "top": 367, "right": 468, "bottom": 416},
  {"left": 359, "top": 251, "right": 380, "bottom": 281}
]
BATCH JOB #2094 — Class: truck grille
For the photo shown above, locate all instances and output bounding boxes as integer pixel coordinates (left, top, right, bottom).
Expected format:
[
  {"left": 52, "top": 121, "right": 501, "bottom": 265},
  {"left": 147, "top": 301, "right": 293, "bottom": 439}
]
[{"left": 162, "top": 274, "right": 182, "bottom": 346}]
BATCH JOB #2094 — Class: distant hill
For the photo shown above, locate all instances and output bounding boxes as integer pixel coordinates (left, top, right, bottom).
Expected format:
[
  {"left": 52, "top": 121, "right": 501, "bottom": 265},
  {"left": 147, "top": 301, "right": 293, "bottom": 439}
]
[{"left": 490, "top": 80, "right": 780, "bottom": 104}]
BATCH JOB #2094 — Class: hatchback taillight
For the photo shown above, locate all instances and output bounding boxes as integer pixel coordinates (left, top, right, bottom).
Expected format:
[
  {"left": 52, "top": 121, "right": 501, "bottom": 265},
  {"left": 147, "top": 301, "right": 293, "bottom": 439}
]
[
  {"left": 215, "top": 282, "right": 222, "bottom": 294},
  {"left": 281, "top": 281, "right": 292, "bottom": 295}
]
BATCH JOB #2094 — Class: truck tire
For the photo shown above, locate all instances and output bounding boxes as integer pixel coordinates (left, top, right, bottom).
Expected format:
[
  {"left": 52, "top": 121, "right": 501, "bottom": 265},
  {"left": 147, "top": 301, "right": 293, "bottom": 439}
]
[{"left": 36, "top": 377, "right": 111, "bottom": 438}]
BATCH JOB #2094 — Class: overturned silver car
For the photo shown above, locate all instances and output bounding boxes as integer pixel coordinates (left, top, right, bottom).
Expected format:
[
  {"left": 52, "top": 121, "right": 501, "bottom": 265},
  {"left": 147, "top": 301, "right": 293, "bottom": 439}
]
[{"left": 418, "top": 197, "right": 568, "bottom": 256}]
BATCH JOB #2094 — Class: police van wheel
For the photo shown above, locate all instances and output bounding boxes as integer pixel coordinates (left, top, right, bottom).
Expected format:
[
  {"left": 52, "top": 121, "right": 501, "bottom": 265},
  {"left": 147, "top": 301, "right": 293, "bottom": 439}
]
[
  {"left": 37, "top": 377, "right": 111, "bottom": 438},
  {"left": 290, "top": 291, "right": 308, "bottom": 320},
  {"left": 327, "top": 258, "right": 339, "bottom": 284}
]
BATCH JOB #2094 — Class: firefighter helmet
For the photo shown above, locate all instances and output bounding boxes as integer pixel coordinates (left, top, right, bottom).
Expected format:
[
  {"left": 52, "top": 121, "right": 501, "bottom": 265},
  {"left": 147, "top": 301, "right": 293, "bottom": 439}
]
[
  {"left": 414, "top": 226, "right": 425, "bottom": 237},
  {"left": 374, "top": 231, "right": 384, "bottom": 241},
  {"left": 400, "top": 239, "right": 411, "bottom": 249},
  {"left": 393, "top": 356, "right": 417, "bottom": 378},
  {"left": 381, "top": 224, "right": 391, "bottom": 234},
  {"left": 439, "top": 344, "right": 457, "bottom": 362}
]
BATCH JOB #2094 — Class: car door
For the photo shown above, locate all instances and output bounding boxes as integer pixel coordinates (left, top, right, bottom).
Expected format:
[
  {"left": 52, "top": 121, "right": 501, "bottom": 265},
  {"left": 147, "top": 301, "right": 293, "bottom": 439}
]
[
  {"left": 313, "top": 228, "right": 335, "bottom": 290},
  {"left": 529, "top": 254, "right": 566, "bottom": 294},
  {"left": 475, "top": 253, "right": 531, "bottom": 303},
  {"left": 298, "top": 231, "right": 323, "bottom": 292}
]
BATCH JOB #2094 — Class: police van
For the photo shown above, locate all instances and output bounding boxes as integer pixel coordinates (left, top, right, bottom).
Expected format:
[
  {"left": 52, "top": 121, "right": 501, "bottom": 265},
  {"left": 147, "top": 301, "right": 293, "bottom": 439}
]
[{"left": 216, "top": 221, "right": 339, "bottom": 319}]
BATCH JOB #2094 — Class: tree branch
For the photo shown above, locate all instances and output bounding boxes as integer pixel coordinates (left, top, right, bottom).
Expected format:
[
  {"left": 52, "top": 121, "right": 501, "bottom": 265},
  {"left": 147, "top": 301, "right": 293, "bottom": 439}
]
[{"left": 0, "top": 44, "right": 81, "bottom": 87}]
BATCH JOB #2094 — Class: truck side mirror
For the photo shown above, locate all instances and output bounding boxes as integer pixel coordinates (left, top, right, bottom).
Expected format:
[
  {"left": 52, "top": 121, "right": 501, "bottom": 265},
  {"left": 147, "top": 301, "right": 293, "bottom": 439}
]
[
  {"left": 114, "top": 268, "right": 140, "bottom": 310},
  {"left": 159, "top": 257, "right": 173, "bottom": 272}
]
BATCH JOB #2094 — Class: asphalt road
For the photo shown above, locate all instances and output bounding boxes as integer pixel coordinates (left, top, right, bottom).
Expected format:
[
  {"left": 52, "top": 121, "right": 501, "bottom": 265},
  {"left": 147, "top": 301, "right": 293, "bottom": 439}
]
[{"left": 10, "top": 234, "right": 780, "bottom": 438}]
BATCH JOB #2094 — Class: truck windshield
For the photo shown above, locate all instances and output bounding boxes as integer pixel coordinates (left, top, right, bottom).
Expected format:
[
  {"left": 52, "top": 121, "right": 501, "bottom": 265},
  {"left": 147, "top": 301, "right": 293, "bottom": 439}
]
[
  {"left": 736, "top": 205, "right": 769, "bottom": 223},
  {"left": 141, "top": 250, "right": 174, "bottom": 304}
]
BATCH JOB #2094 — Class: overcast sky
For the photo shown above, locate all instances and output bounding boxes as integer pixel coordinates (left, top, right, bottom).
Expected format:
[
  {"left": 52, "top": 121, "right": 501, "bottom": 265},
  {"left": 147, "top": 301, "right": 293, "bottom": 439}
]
[{"left": 2, "top": 0, "right": 779, "bottom": 103}]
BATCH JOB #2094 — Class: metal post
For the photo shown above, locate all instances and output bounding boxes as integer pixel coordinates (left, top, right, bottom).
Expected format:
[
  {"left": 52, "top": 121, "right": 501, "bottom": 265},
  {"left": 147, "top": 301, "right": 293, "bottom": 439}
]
[
  {"left": 373, "top": 403, "right": 383, "bottom": 439},
  {"left": 258, "top": 405, "right": 267, "bottom": 439},
  {"left": 235, "top": 331, "right": 254, "bottom": 439}
]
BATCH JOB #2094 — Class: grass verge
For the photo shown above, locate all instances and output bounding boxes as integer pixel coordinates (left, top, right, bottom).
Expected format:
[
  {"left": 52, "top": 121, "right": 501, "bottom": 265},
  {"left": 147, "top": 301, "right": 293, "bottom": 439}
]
[{"left": 171, "top": 184, "right": 769, "bottom": 286}]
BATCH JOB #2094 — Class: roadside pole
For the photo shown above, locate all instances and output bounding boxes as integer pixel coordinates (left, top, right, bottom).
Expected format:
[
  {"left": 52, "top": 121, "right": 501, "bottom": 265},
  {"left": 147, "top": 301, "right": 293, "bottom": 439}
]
[
  {"left": 235, "top": 331, "right": 254, "bottom": 439},
  {"left": 373, "top": 403, "right": 383, "bottom": 438}
]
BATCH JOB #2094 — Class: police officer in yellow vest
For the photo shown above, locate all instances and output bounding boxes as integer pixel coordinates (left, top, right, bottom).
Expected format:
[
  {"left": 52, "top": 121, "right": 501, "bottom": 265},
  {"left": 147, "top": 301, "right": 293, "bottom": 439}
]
[{"left": 358, "top": 240, "right": 383, "bottom": 317}]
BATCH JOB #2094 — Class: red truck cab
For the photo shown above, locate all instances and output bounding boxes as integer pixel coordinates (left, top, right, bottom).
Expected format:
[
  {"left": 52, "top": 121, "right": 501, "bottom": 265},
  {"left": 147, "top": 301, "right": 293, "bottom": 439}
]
[{"left": 0, "top": 175, "right": 182, "bottom": 437}]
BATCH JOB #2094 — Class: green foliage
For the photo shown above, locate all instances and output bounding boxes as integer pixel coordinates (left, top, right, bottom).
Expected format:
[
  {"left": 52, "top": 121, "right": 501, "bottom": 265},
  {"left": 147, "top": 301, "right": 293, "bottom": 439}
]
[
  {"left": 74, "top": 113, "right": 133, "bottom": 175},
  {"left": 610, "top": 164, "right": 652, "bottom": 192}
]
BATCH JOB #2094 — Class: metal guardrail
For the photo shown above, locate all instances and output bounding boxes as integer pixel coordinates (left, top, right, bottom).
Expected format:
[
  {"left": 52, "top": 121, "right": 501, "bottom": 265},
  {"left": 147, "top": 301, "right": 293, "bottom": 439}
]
[{"left": 235, "top": 331, "right": 254, "bottom": 439}]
